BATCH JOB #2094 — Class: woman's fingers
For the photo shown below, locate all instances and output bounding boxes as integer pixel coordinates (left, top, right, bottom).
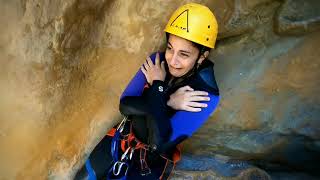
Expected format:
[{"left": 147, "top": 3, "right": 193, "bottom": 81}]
[
  {"left": 189, "top": 95, "right": 210, "bottom": 102},
  {"left": 188, "top": 90, "right": 209, "bottom": 97},
  {"left": 161, "top": 61, "right": 165, "bottom": 71},
  {"left": 168, "top": 86, "right": 210, "bottom": 112},
  {"left": 184, "top": 106, "right": 202, "bottom": 112},
  {"left": 187, "top": 101, "right": 208, "bottom": 108},
  {"left": 155, "top": 52, "right": 160, "bottom": 66},
  {"left": 141, "top": 66, "right": 150, "bottom": 82},
  {"left": 142, "top": 55, "right": 166, "bottom": 84},
  {"left": 143, "top": 61, "right": 150, "bottom": 71},
  {"left": 179, "top": 86, "right": 194, "bottom": 92},
  {"left": 141, "top": 66, "right": 147, "bottom": 75},
  {"left": 146, "top": 57, "right": 154, "bottom": 68}
]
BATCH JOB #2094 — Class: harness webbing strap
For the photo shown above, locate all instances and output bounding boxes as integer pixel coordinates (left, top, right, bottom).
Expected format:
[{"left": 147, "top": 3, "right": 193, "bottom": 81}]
[
  {"left": 139, "top": 148, "right": 151, "bottom": 176},
  {"left": 106, "top": 119, "right": 181, "bottom": 180},
  {"left": 159, "top": 158, "right": 175, "bottom": 180},
  {"left": 107, "top": 128, "right": 116, "bottom": 136},
  {"left": 85, "top": 159, "right": 97, "bottom": 180}
]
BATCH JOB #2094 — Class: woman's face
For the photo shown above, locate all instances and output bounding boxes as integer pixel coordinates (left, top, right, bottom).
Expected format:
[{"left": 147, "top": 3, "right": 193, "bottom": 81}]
[{"left": 165, "top": 34, "right": 204, "bottom": 77}]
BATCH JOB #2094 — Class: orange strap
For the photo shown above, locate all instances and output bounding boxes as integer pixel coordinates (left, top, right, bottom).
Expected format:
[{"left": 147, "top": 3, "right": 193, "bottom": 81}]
[
  {"left": 172, "top": 144, "right": 182, "bottom": 163},
  {"left": 106, "top": 128, "right": 116, "bottom": 137},
  {"left": 159, "top": 144, "right": 182, "bottom": 179},
  {"left": 107, "top": 127, "right": 182, "bottom": 162},
  {"left": 106, "top": 124, "right": 182, "bottom": 179}
]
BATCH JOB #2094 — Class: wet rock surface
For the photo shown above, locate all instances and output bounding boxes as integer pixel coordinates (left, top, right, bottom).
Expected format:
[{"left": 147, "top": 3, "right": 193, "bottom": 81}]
[
  {"left": 275, "top": 0, "right": 320, "bottom": 35},
  {"left": 172, "top": 154, "right": 271, "bottom": 179},
  {"left": 0, "top": 0, "right": 319, "bottom": 179}
]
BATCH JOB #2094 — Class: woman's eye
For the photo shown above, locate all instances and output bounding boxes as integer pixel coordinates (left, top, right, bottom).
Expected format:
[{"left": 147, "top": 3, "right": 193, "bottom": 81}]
[
  {"left": 181, "top": 53, "right": 189, "bottom": 57},
  {"left": 166, "top": 46, "right": 172, "bottom": 50}
]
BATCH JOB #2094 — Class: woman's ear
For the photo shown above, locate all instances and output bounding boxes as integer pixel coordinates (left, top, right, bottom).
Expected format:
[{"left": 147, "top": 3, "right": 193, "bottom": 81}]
[{"left": 198, "top": 51, "right": 209, "bottom": 64}]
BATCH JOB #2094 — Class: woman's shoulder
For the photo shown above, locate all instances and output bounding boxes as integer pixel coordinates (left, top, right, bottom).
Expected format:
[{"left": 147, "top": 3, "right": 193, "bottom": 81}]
[
  {"left": 148, "top": 51, "right": 166, "bottom": 62},
  {"left": 192, "top": 60, "right": 220, "bottom": 95}
]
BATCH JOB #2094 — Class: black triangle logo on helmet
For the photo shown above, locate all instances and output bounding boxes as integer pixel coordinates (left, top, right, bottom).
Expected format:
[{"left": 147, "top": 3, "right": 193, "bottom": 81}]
[{"left": 170, "top": 9, "right": 189, "bottom": 32}]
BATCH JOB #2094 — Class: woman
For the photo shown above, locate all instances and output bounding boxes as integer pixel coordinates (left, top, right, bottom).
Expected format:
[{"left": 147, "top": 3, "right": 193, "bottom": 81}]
[{"left": 75, "top": 3, "right": 220, "bottom": 180}]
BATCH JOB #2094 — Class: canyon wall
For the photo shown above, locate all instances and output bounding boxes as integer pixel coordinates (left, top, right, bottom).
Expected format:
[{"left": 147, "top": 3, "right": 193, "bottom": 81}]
[{"left": 0, "top": 0, "right": 319, "bottom": 179}]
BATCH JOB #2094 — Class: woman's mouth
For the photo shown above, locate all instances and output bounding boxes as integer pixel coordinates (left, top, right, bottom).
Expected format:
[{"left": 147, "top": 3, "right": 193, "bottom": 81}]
[{"left": 169, "top": 65, "right": 181, "bottom": 71}]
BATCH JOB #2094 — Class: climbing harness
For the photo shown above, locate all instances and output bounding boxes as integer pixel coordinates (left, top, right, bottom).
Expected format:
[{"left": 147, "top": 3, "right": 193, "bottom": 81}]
[
  {"left": 107, "top": 116, "right": 131, "bottom": 180},
  {"left": 105, "top": 116, "right": 181, "bottom": 180}
]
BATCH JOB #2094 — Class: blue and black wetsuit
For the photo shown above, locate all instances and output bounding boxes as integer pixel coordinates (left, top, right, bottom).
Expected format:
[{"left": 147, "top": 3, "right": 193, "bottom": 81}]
[{"left": 74, "top": 52, "right": 220, "bottom": 180}]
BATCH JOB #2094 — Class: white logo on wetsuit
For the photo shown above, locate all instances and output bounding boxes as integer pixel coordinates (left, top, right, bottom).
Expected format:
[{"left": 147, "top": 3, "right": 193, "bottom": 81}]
[{"left": 158, "top": 86, "right": 164, "bottom": 92}]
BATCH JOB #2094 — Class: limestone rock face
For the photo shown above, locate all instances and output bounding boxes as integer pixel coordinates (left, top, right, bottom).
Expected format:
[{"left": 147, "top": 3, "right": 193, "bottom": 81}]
[{"left": 0, "top": 0, "right": 319, "bottom": 179}]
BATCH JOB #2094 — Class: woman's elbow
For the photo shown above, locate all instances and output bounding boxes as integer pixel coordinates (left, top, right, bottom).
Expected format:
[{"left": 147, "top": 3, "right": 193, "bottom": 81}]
[{"left": 119, "top": 99, "right": 130, "bottom": 116}]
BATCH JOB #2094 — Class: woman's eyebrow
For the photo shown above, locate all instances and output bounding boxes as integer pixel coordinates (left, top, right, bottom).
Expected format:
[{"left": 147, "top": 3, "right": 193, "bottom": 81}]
[
  {"left": 167, "top": 42, "right": 191, "bottom": 54},
  {"left": 180, "top": 50, "right": 191, "bottom": 54}
]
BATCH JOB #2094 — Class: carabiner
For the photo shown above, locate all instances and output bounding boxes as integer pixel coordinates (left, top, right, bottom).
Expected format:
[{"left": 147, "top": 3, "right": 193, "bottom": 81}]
[
  {"left": 120, "top": 147, "right": 131, "bottom": 161},
  {"left": 112, "top": 161, "right": 129, "bottom": 176},
  {"left": 129, "top": 147, "right": 135, "bottom": 160},
  {"left": 116, "top": 116, "right": 128, "bottom": 133}
]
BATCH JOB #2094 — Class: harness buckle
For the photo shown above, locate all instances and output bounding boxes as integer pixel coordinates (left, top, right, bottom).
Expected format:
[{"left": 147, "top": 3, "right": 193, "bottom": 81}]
[
  {"left": 139, "top": 148, "right": 151, "bottom": 176},
  {"left": 140, "top": 166, "right": 151, "bottom": 176},
  {"left": 140, "top": 160, "right": 151, "bottom": 176}
]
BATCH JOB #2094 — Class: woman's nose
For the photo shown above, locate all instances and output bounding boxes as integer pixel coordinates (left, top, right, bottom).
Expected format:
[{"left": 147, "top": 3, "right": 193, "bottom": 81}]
[{"left": 170, "top": 54, "right": 179, "bottom": 67}]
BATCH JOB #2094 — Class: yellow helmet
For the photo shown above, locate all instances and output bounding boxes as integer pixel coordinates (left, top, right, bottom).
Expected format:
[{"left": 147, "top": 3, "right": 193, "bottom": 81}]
[{"left": 164, "top": 3, "right": 218, "bottom": 48}]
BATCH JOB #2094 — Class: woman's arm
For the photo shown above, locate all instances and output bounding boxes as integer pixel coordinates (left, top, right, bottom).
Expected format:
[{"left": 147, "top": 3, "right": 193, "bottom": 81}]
[
  {"left": 119, "top": 52, "right": 166, "bottom": 115},
  {"left": 119, "top": 52, "right": 172, "bottom": 148},
  {"left": 167, "top": 85, "right": 211, "bottom": 112},
  {"left": 120, "top": 65, "right": 147, "bottom": 100},
  {"left": 120, "top": 52, "right": 165, "bottom": 99},
  {"left": 157, "top": 94, "right": 220, "bottom": 154},
  {"left": 169, "top": 94, "right": 220, "bottom": 141},
  {"left": 119, "top": 52, "right": 220, "bottom": 154}
]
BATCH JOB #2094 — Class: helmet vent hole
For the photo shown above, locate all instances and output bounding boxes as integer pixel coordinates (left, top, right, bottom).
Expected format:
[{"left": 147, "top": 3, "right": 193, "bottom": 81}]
[
  {"left": 206, "top": 38, "right": 209, "bottom": 41},
  {"left": 208, "top": 25, "right": 210, "bottom": 28}
]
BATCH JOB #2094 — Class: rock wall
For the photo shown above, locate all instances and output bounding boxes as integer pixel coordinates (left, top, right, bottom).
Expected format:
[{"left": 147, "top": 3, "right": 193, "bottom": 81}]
[
  {"left": 184, "top": 0, "right": 320, "bottom": 174},
  {"left": 0, "top": 0, "right": 319, "bottom": 179}
]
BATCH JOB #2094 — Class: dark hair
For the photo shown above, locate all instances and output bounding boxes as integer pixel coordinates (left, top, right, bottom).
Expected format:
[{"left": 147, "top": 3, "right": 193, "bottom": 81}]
[
  {"left": 191, "top": 41, "right": 210, "bottom": 56},
  {"left": 165, "top": 33, "right": 211, "bottom": 56}
]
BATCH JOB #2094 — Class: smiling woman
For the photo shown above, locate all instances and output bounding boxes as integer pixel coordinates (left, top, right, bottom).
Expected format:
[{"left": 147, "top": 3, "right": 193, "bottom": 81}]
[{"left": 75, "top": 3, "right": 220, "bottom": 180}]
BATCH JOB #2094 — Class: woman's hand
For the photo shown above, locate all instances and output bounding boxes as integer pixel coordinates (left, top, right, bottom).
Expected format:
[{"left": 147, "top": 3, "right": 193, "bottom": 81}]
[
  {"left": 167, "top": 86, "right": 210, "bottom": 112},
  {"left": 141, "top": 53, "right": 166, "bottom": 85}
]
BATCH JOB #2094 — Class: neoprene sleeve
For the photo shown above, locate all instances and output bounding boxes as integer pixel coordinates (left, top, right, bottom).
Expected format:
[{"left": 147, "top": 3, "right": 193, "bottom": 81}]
[{"left": 169, "top": 94, "right": 220, "bottom": 141}]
